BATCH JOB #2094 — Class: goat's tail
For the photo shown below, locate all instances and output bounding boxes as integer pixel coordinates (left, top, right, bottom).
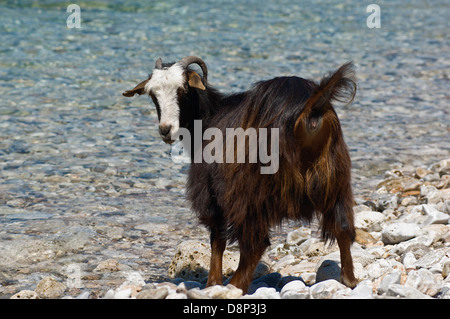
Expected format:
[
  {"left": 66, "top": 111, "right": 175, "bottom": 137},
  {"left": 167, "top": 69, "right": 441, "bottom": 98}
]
[
  {"left": 307, "top": 62, "right": 356, "bottom": 114},
  {"left": 294, "top": 62, "right": 356, "bottom": 138}
]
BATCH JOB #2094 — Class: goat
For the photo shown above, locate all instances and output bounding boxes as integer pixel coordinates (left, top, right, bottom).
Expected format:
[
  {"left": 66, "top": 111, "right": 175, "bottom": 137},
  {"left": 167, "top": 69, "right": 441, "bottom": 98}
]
[{"left": 123, "top": 56, "right": 358, "bottom": 293}]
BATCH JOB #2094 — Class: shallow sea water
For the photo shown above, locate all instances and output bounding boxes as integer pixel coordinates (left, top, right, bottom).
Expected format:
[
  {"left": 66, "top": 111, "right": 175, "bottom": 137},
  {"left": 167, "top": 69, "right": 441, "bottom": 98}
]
[{"left": 0, "top": 1, "right": 449, "bottom": 296}]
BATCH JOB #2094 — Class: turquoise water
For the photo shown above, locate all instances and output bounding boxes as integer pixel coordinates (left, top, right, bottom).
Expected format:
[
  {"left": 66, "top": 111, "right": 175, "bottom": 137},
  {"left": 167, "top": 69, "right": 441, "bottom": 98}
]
[{"left": 1, "top": 1, "right": 448, "bottom": 179}]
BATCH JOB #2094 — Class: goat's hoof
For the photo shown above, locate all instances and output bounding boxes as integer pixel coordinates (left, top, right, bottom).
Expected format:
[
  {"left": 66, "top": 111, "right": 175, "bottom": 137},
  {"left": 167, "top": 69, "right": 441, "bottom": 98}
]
[
  {"left": 206, "top": 279, "right": 223, "bottom": 288},
  {"left": 341, "top": 275, "right": 358, "bottom": 289}
]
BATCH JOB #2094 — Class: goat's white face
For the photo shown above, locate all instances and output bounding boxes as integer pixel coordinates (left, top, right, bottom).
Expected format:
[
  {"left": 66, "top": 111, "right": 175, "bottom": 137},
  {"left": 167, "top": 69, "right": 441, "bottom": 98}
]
[
  {"left": 123, "top": 56, "right": 207, "bottom": 144},
  {"left": 144, "top": 63, "right": 185, "bottom": 144}
]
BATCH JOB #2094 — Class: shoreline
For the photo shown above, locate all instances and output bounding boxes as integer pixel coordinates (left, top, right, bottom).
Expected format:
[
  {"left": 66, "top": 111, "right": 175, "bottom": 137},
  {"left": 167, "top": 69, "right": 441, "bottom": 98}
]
[{"left": 5, "top": 158, "right": 449, "bottom": 299}]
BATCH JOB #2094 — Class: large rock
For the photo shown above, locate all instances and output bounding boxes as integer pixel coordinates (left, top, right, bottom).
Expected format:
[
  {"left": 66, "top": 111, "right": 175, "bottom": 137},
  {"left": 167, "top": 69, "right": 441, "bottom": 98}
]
[
  {"left": 136, "top": 287, "right": 169, "bottom": 299},
  {"left": 10, "top": 290, "right": 39, "bottom": 299},
  {"left": 286, "top": 227, "right": 311, "bottom": 246},
  {"left": 314, "top": 245, "right": 376, "bottom": 284},
  {"left": 413, "top": 249, "right": 450, "bottom": 271},
  {"left": 422, "top": 204, "right": 449, "bottom": 225},
  {"left": 377, "top": 270, "right": 402, "bottom": 295},
  {"left": 430, "top": 159, "right": 450, "bottom": 176},
  {"left": 404, "top": 268, "right": 441, "bottom": 296},
  {"left": 315, "top": 260, "right": 341, "bottom": 283},
  {"left": 348, "top": 280, "right": 374, "bottom": 299},
  {"left": 244, "top": 287, "right": 280, "bottom": 299},
  {"left": 381, "top": 222, "right": 422, "bottom": 244},
  {"left": 35, "top": 277, "right": 67, "bottom": 299},
  {"left": 386, "top": 284, "right": 432, "bottom": 299},
  {"left": 310, "top": 279, "right": 349, "bottom": 299},
  {"left": 201, "top": 284, "right": 243, "bottom": 299},
  {"left": 300, "top": 238, "right": 338, "bottom": 257},
  {"left": 354, "top": 211, "right": 385, "bottom": 232},
  {"left": 421, "top": 185, "right": 450, "bottom": 205},
  {"left": 168, "top": 240, "right": 239, "bottom": 282}
]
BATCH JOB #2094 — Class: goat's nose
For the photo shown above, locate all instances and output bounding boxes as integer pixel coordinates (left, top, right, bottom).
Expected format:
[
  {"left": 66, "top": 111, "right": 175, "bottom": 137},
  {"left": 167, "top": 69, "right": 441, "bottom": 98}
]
[{"left": 159, "top": 124, "right": 172, "bottom": 137}]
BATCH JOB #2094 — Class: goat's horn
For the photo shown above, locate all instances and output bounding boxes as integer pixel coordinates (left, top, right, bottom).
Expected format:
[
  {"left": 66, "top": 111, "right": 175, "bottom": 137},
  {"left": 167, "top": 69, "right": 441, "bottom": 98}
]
[
  {"left": 155, "top": 57, "right": 163, "bottom": 69},
  {"left": 178, "top": 56, "right": 208, "bottom": 85}
]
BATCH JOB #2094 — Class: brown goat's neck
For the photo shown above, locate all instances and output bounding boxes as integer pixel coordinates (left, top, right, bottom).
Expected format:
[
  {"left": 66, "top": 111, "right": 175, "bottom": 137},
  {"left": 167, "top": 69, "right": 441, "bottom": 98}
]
[
  {"left": 179, "top": 86, "right": 246, "bottom": 161},
  {"left": 185, "top": 86, "right": 245, "bottom": 129}
]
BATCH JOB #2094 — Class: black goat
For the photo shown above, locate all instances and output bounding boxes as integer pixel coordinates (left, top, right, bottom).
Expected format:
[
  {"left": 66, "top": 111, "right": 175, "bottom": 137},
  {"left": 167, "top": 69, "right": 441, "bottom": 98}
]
[{"left": 123, "top": 56, "right": 357, "bottom": 293}]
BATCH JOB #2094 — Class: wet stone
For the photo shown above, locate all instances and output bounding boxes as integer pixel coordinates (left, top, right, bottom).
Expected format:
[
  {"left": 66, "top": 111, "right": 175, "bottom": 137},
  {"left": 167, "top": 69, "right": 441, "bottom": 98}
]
[
  {"left": 35, "top": 277, "right": 67, "bottom": 299},
  {"left": 10, "top": 290, "right": 39, "bottom": 299},
  {"left": 136, "top": 287, "right": 169, "bottom": 299}
]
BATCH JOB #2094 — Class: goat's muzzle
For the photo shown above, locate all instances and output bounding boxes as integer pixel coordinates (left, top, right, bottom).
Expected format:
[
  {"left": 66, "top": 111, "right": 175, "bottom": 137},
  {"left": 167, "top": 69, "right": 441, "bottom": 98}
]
[{"left": 159, "top": 124, "right": 175, "bottom": 144}]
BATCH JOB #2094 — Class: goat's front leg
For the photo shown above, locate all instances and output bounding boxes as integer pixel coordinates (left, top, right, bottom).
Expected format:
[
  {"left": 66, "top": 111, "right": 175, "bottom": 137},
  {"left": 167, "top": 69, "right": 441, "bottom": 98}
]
[
  {"left": 229, "top": 234, "right": 270, "bottom": 294},
  {"left": 206, "top": 227, "right": 226, "bottom": 287}
]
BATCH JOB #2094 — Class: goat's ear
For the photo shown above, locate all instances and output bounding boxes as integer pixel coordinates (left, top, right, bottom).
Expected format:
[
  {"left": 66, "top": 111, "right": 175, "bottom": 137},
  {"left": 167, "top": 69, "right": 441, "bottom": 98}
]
[
  {"left": 187, "top": 71, "right": 206, "bottom": 90},
  {"left": 122, "top": 78, "right": 150, "bottom": 97}
]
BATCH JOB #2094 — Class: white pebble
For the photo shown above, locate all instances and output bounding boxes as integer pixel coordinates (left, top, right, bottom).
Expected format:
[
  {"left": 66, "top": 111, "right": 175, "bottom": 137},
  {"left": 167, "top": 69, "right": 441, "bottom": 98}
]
[
  {"left": 114, "top": 288, "right": 132, "bottom": 299},
  {"left": 280, "top": 280, "right": 306, "bottom": 294},
  {"left": 405, "top": 268, "right": 441, "bottom": 296},
  {"left": 382, "top": 222, "right": 422, "bottom": 244},
  {"left": 247, "top": 287, "right": 280, "bottom": 299},
  {"left": 402, "top": 252, "right": 417, "bottom": 269},
  {"left": 355, "top": 211, "right": 385, "bottom": 232},
  {"left": 103, "top": 289, "right": 115, "bottom": 299},
  {"left": 76, "top": 291, "right": 91, "bottom": 299},
  {"left": 422, "top": 204, "right": 449, "bottom": 225},
  {"left": 310, "top": 279, "right": 348, "bottom": 299},
  {"left": 387, "top": 284, "right": 432, "bottom": 299},
  {"left": 349, "top": 280, "right": 373, "bottom": 299},
  {"left": 377, "top": 270, "right": 402, "bottom": 295},
  {"left": 166, "top": 292, "right": 188, "bottom": 299},
  {"left": 280, "top": 280, "right": 309, "bottom": 299}
]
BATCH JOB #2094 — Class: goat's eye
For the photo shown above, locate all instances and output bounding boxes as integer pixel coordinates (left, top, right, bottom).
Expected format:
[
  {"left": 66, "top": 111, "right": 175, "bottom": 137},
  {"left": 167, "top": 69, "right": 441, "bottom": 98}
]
[{"left": 177, "top": 87, "right": 186, "bottom": 97}]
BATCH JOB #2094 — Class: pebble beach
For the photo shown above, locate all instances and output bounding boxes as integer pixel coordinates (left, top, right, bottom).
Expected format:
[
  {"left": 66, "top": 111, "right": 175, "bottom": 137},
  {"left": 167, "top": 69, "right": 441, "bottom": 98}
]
[
  {"left": 1, "top": 1, "right": 449, "bottom": 299},
  {"left": 7, "top": 159, "right": 450, "bottom": 299}
]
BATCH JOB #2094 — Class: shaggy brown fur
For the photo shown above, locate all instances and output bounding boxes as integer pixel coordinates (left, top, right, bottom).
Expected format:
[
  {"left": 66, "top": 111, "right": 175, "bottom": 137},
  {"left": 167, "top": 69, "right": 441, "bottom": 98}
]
[
  {"left": 186, "top": 63, "right": 357, "bottom": 292},
  {"left": 124, "top": 60, "right": 358, "bottom": 293}
]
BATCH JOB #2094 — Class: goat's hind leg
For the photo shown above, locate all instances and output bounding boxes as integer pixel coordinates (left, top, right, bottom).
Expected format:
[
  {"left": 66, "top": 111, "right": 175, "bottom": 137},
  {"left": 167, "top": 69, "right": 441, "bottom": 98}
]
[
  {"left": 335, "top": 211, "right": 357, "bottom": 288},
  {"left": 335, "top": 227, "right": 358, "bottom": 288},
  {"left": 323, "top": 200, "right": 358, "bottom": 288}
]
